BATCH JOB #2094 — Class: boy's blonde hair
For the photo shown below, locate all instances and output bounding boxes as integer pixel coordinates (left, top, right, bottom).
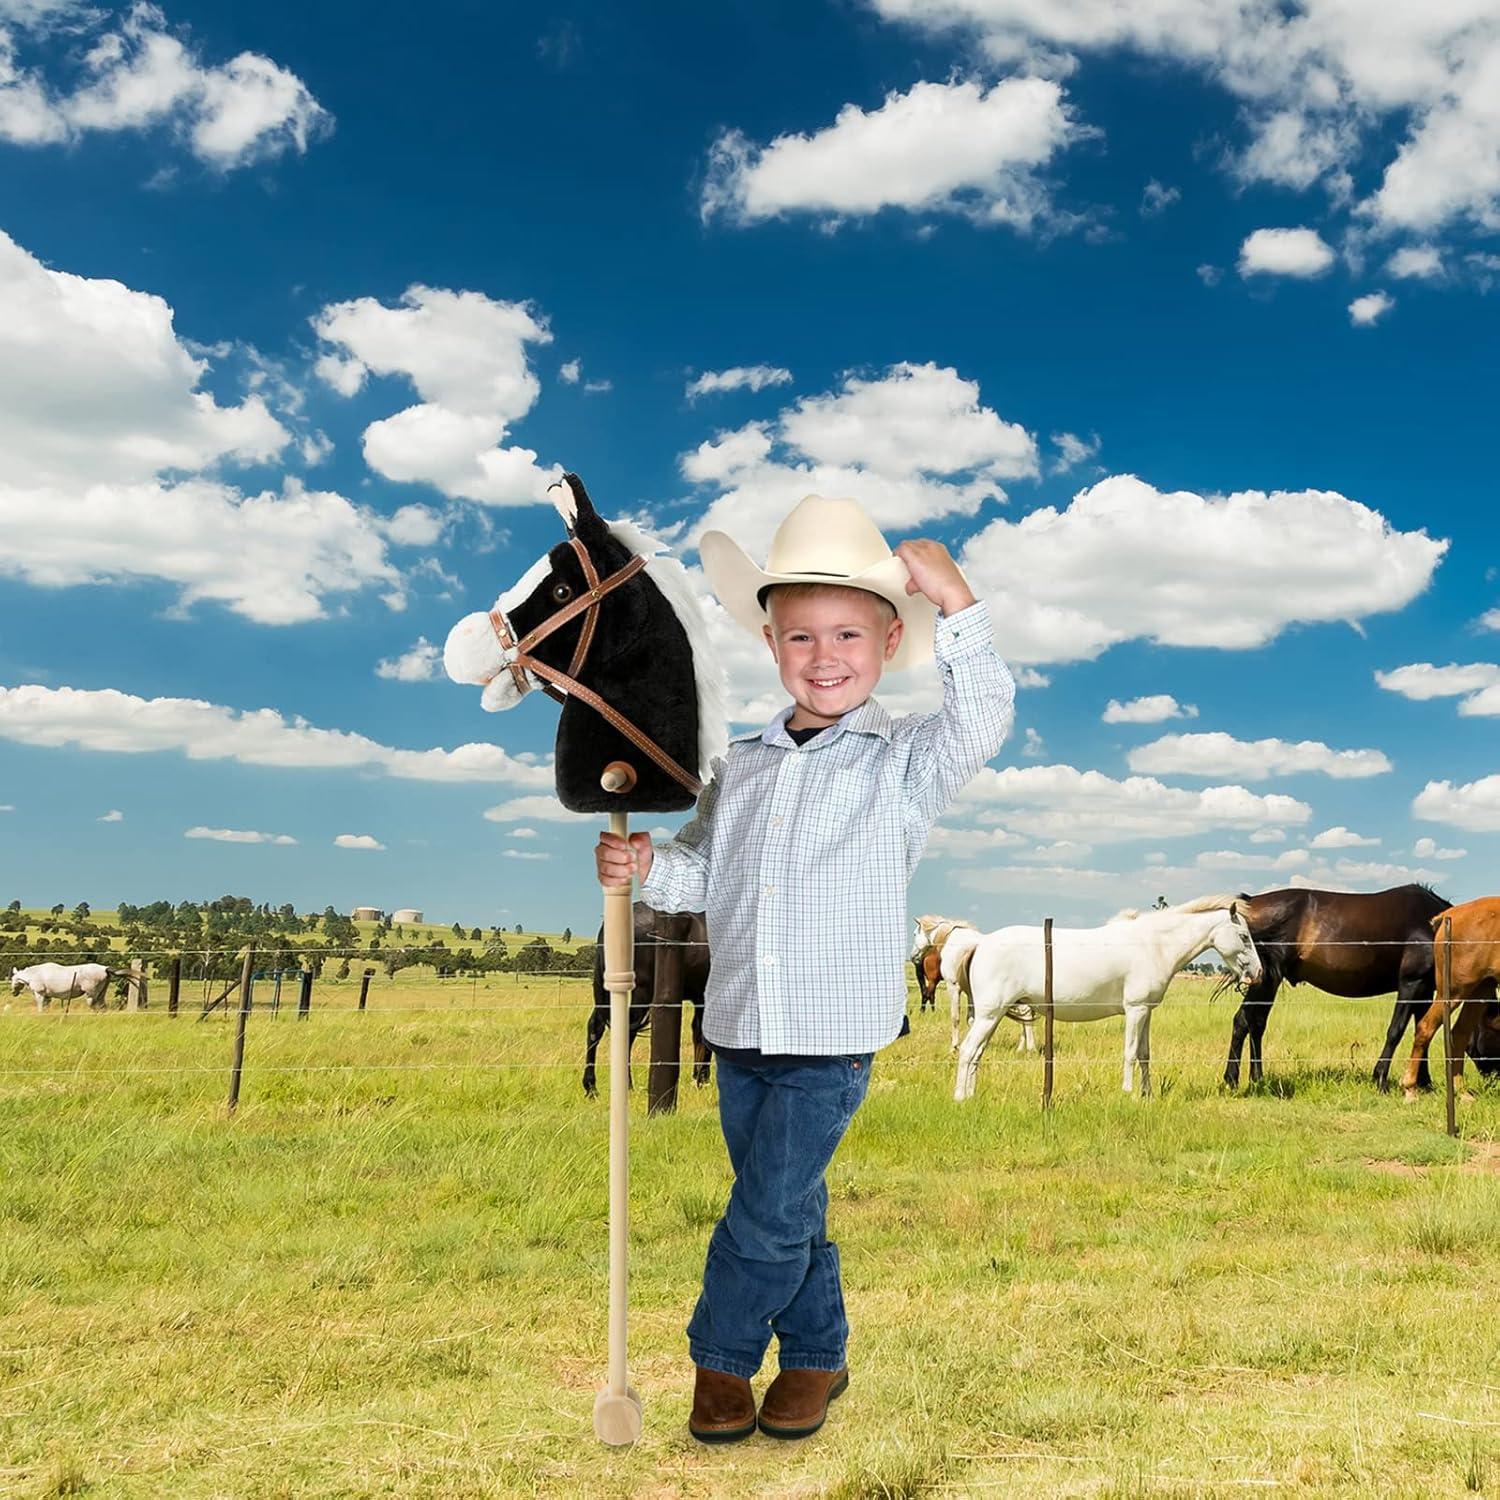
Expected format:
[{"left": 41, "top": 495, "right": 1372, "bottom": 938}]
[{"left": 761, "top": 581, "right": 897, "bottom": 631}]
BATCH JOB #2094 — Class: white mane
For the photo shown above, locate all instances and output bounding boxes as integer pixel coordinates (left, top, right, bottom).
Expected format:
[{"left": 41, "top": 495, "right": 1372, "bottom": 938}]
[
  {"left": 609, "top": 520, "right": 728, "bottom": 784},
  {"left": 1109, "top": 894, "right": 1240, "bottom": 924}
]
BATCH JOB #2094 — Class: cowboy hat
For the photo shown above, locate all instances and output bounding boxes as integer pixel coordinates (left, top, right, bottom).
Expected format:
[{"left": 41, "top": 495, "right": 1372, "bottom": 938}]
[{"left": 700, "top": 495, "right": 953, "bottom": 671}]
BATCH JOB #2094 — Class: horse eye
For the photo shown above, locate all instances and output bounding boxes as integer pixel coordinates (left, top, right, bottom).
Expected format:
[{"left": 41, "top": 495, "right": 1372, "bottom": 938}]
[{"left": 551, "top": 582, "right": 573, "bottom": 603}]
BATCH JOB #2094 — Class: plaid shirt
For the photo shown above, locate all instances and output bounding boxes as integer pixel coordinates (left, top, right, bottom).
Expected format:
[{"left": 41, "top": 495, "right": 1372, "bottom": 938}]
[{"left": 640, "top": 600, "right": 1015, "bottom": 1054}]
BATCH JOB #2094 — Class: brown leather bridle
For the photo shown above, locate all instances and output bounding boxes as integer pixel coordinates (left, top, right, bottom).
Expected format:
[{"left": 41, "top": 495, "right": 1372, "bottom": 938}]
[{"left": 484, "top": 536, "right": 702, "bottom": 796}]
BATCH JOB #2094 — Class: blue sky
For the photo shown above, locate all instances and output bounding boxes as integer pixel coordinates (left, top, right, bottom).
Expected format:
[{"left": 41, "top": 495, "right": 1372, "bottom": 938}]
[{"left": 0, "top": 0, "right": 1496, "bottom": 933}]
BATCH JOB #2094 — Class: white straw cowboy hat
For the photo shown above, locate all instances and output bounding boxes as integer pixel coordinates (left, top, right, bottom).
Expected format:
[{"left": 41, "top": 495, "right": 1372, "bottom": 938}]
[{"left": 700, "top": 495, "right": 958, "bottom": 672}]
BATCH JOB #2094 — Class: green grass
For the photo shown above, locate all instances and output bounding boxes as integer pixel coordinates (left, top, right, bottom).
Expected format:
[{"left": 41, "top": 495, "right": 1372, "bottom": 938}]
[{"left": 1, "top": 971, "right": 1497, "bottom": 1497}]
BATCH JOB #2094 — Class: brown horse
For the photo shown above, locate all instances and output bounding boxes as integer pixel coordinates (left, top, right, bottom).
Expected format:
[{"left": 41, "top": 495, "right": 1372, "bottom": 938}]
[
  {"left": 1222, "top": 884, "right": 1452, "bottom": 1091},
  {"left": 582, "top": 903, "right": 711, "bottom": 1096},
  {"left": 912, "top": 946, "right": 942, "bottom": 1012},
  {"left": 1398, "top": 897, "right": 1500, "bottom": 1097}
]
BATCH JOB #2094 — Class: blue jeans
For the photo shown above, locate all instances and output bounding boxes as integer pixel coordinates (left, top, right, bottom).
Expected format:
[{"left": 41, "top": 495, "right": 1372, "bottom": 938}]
[{"left": 687, "top": 1053, "right": 873, "bottom": 1379}]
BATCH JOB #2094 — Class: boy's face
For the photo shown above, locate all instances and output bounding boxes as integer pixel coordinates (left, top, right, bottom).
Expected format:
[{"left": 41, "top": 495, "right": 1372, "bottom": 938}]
[{"left": 763, "top": 588, "right": 903, "bottom": 730}]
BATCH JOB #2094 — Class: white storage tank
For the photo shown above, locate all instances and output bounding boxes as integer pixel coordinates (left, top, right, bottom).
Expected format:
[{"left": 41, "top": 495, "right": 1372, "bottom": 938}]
[
  {"left": 352, "top": 906, "right": 381, "bottom": 922},
  {"left": 392, "top": 908, "right": 423, "bottom": 924}
]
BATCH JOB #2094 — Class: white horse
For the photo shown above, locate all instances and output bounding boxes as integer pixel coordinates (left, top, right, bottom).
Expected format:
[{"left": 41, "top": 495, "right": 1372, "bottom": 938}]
[
  {"left": 910, "top": 915, "right": 1036, "bottom": 1054},
  {"left": 9, "top": 962, "right": 112, "bottom": 1012},
  {"left": 954, "top": 897, "right": 1262, "bottom": 1101}
]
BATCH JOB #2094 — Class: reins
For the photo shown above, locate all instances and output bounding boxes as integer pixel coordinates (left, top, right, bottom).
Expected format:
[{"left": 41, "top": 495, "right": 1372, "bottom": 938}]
[{"left": 484, "top": 538, "right": 702, "bottom": 796}]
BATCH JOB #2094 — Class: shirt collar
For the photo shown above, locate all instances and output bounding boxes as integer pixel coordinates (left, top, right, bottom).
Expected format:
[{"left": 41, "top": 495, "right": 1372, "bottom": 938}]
[{"left": 729, "top": 697, "right": 894, "bottom": 748}]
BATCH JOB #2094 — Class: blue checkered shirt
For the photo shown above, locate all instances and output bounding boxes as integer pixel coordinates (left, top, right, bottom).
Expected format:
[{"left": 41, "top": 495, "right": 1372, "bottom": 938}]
[{"left": 639, "top": 600, "right": 1015, "bottom": 1054}]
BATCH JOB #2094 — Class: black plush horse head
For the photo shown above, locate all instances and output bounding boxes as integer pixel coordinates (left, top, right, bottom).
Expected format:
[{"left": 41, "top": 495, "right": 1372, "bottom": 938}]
[{"left": 444, "top": 473, "right": 725, "bottom": 814}]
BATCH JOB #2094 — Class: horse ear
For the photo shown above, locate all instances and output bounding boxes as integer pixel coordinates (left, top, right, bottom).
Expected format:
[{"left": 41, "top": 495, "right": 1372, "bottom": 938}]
[
  {"left": 548, "top": 472, "right": 598, "bottom": 534},
  {"left": 1230, "top": 901, "right": 1238, "bottom": 921}
]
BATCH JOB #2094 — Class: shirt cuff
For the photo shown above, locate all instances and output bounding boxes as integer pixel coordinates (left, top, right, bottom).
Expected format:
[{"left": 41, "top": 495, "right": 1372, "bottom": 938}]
[{"left": 934, "top": 598, "right": 994, "bottom": 661}]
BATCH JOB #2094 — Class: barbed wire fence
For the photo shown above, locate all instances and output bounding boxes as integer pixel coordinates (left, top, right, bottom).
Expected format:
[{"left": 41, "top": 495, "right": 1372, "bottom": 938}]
[{"left": 4, "top": 921, "right": 1496, "bottom": 1139}]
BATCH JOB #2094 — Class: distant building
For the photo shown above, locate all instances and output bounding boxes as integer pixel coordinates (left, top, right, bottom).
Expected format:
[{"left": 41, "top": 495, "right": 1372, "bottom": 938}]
[
  {"left": 352, "top": 906, "right": 381, "bottom": 922},
  {"left": 392, "top": 908, "right": 423, "bottom": 924}
]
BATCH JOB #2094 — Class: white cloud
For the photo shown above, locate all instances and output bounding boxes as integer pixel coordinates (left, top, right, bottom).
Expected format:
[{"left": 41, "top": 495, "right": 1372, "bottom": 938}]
[
  {"left": 1196, "top": 263, "right": 1222, "bottom": 286},
  {"left": 0, "top": 231, "right": 404, "bottom": 624},
  {"left": 1413, "top": 776, "right": 1500, "bottom": 833},
  {"left": 0, "top": 3, "right": 329, "bottom": 168},
  {"left": 702, "top": 76, "right": 1084, "bottom": 233},
  {"left": 1249, "top": 828, "right": 1287, "bottom": 844},
  {"left": 186, "top": 826, "right": 297, "bottom": 845},
  {"left": 483, "top": 795, "right": 590, "bottom": 823},
  {"left": 97, "top": 808, "right": 123, "bottom": 822},
  {"left": 686, "top": 365, "right": 794, "bottom": 401},
  {"left": 867, "top": 1, "right": 1500, "bottom": 236},
  {"left": 382, "top": 504, "right": 445, "bottom": 547},
  {"left": 1127, "top": 731, "right": 1392, "bottom": 780},
  {"left": 1140, "top": 178, "right": 1179, "bottom": 216},
  {"left": 1479, "top": 609, "right": 1500, "bottom": 632},
  {"left": 558, "top": 359, "right": 580, "bottom": 384},
  {"left": 1413, "top": 837, "right": 1466, "bottom": 861},
  {"left": 1387, "top": 246, "right": 1444, "bottom": 280},
  {"left": 375, "top": 638, "right": 442, "bottom": 682},
  {"left": 334, "top": 833, "right": 384, "bottom": 851},
  {"left": 503, "top": 849, "right": 550, "bottom": 861},
  {"left": 313, "top": 285, "right": 560, "bottom": 506},
  {"left": 1014, "top": 666, "right": 1051, "bottom": 689},
  {"left": 1375, "top": 661, "right": 1500, "bottom": 716},
  {"left": 1349, "top": 291, "right": 1394, "bottom": 326},
  {"left": 1049, "top": 430, "right": 1099, "bottom": 473},
  {"left": 683, "top": 362, "right": 1037, "bottom": 562},
  {"left": 582, "top": 378, "right": 611, "bottom": 394},
  {"left": 1309, "top": 825, "right": 1379, "bottom": 849},
  {"left": 509, "top": 827, "right": 538, "bottom": 838},
  {"left": 1021, "top": 726, "right": 1046, "bottom": 758},
  {"left": 1238, "top": 227, "right": 1335, "bottom": 278},
  {"left": 959, "top": 474, "right": 1445, "bottom": 665},
  {"left": 954, "top": 762, "right": 1311, "bottom": 845},
  {"left": 0, "top": 683, "right": 554, "bottom": 786},
  {"left": 1459, "top": 685, "right": 1500, "bottom": 717},
  {"left": 1102, "top": 695, "right": 1197, "bottom": 724},
  {"left": 925, "top": 824, "right": 1029, "bottom": 858},
  {"left": 1195, "top": 847, "right": 1310, "bottom": 873}
]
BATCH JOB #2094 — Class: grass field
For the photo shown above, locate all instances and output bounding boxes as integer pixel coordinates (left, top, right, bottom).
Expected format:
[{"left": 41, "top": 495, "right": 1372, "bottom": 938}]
[{"left": 2, "top": 963, "right": 1498, "bottom": 1498}]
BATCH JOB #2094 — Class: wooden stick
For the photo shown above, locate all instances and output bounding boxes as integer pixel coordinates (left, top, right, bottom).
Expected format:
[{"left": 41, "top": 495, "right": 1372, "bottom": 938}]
[
  {"left": 1442, "top": 914, "right": 1457, "bottom": 1139},
  {"left": 1042, "top": 917, "right": 1055, "bottom": 1110},
  {"left": 226, "top": 944, "right": 256, "bottom": 1116},
  {"left": 594, "top": 774, "right": 642, "bottom": 1445}
]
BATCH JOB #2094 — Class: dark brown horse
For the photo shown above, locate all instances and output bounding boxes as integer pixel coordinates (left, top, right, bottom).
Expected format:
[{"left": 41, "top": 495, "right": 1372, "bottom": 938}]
[
  {"left": 912, "top": 947, "right": 942, "bottom": 1012},
  {"left": 582, "top": 902, "right": 711, "bottom": 1096},
  {"left": 1222, "top": 884, "right": 1451, "bottom": 1091}
]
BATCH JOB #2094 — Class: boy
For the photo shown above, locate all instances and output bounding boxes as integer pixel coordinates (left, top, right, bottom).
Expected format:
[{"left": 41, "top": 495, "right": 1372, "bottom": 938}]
[{"left": 595, "top": 494, "right": 1014, "bottom": 1442}]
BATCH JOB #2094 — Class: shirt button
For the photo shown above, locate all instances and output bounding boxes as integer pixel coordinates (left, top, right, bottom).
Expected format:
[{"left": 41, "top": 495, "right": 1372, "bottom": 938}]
[
  {"left": 764, "top": 884, "right": 775, "bottom": 897},
  {"left": 770, "top": 814, "right": 783, "bottom": 827},
  {"left": 763, "top": 954, "right": 777, "bottom": 966}
]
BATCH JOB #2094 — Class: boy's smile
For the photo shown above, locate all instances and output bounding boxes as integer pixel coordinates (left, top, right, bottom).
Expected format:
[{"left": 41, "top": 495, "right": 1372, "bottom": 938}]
[{"left": 764, "top": 587, "right": 904, "bottom": 730}]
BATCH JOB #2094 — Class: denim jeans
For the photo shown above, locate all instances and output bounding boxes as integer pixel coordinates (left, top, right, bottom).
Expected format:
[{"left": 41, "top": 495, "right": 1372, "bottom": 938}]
[{"left": 687, "top": 1053, "right": 873, "bottom": 1379}]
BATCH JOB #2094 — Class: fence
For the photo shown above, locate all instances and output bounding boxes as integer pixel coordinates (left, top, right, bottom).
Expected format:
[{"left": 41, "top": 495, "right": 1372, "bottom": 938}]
[{"left": 3, "top": 920, "right": 1494, "bottom": 1139}]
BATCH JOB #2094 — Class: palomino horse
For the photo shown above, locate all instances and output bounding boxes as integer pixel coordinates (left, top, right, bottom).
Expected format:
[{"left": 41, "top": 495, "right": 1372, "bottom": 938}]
[
  {"left": 1396, "top": 897, "right": 1500, "bottom": 1098},
  {"left": 1220, "top": 884, "right": 1452, "bottom": 1091},
  {"left": 10, "top": 962, "right": 112, "bottom": 1011},
  {"left": 582, "top": 904, "right": 711, "bottom": 1096},
  {"left": 955, "top": 897, "right": 1261, "bottom": 1101},
  {"left": 911, "top": 914, "right": 1036, "bottom": 1054}
]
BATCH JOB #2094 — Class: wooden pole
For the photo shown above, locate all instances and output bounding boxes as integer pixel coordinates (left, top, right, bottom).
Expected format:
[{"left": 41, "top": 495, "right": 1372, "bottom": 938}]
[
  {"left": 127, "top": 959, "right": 146, "bottom": 1011},
  {"left": 648, "top": 910, "right": 684, "bottom": 1116},
  {"left": 1442, "top": 914, "right": 1457, "bottom": 1139},
  {"left": 358, "top": 969, "right": 373, "bottom": 1011},
  {"left": 594, "top": 764, "right": 642, "bottom": 1446},
  {"left": 1042, "top": 917, "right": 1055, "bottom": 1110},
  {"left": 297, "top": 968, "right": 313, "bottom": 1020},
  {"left": 226, "top": 944, "right": 256, "bottom": 1115},
  {"left": 167, "top": 955, "right": 181, "bottom": 1018},
  {"left": 270, "top": 969, "right": 284, "bottom": 1017}
]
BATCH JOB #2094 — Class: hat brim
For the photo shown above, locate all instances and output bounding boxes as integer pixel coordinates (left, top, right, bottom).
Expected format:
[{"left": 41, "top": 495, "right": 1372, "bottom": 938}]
[{"left": 700, "top": 530, "right": 938, "bottom": 671}]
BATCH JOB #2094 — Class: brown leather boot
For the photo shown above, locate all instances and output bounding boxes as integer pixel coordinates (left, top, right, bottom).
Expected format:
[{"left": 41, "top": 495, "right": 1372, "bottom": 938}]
[
  {"left": 688, "top": 1365, "right": 757, "bottom": 1444},
  {"left": 757, "top": 1366, "right": 849, "bottom": 1439}
]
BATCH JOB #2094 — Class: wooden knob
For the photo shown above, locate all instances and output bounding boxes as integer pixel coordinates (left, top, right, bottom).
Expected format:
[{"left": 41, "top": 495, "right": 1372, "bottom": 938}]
[{"left": 600, "top": 761, "right": 638, "bottom": 794}]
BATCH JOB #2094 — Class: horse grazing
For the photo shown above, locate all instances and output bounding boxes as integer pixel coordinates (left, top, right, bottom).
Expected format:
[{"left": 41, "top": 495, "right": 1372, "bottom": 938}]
[
  {"left": 1395, "top": 897, "right": 1500, "bottom": 1097},
  {"left": 10, "top": 962, "right": 113, "bottom": 1011},
  {"left": 582, "top": 904, "right": 711, "bottom": 1097},
  {"left": 955, "top": 897, "right": 1261, "bottom": 1101},
  {"left": 1219, "top": 884, "right": 1452, "bottom": 1091}
]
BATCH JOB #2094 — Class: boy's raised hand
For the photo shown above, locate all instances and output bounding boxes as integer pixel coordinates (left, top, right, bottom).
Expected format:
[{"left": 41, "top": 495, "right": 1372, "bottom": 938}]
[
  {"left": 894, "top": 538, "right": 976, "bottom": 617},
  {"left": 595, "top": 829, "right": 654, "bottom": 888}
]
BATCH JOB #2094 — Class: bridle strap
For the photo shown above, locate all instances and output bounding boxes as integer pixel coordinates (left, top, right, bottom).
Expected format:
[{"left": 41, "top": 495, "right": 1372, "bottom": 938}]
[{"left": 485, "top": 546, "right": 701, "bottom": 796}]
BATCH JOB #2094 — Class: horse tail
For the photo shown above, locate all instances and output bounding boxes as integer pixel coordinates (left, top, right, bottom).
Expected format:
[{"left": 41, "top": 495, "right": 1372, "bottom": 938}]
[{"left": 953, "top": 944, "right": 976, "bottom": 1000}]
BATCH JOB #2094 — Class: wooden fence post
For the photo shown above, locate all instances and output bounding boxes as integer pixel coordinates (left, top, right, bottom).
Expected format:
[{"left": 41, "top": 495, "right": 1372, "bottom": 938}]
[
  {"left": 648, "top": 911, "right": 684, "bottom": 1116},
  {"left": 1442, "top": 914, "right": 1457, "bottom": 1139},
  {"left": 297, "top": 969, "right": 313, "bottom": 1020},
  {"left": 167, "top": 955, "right": 181, "bottom": 1018},
  {"left": 358, "top": 969, "right": 374, "bottom": 1011},
  {"left": 127, "top": 959, "right": 146, "bottom": 1011},
  {"left": 227, "top": 944, "right": 256, "bottom": 1116},
  {"left": 1042, "top": 917, "right": 1055, "bottom": 1110}
]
